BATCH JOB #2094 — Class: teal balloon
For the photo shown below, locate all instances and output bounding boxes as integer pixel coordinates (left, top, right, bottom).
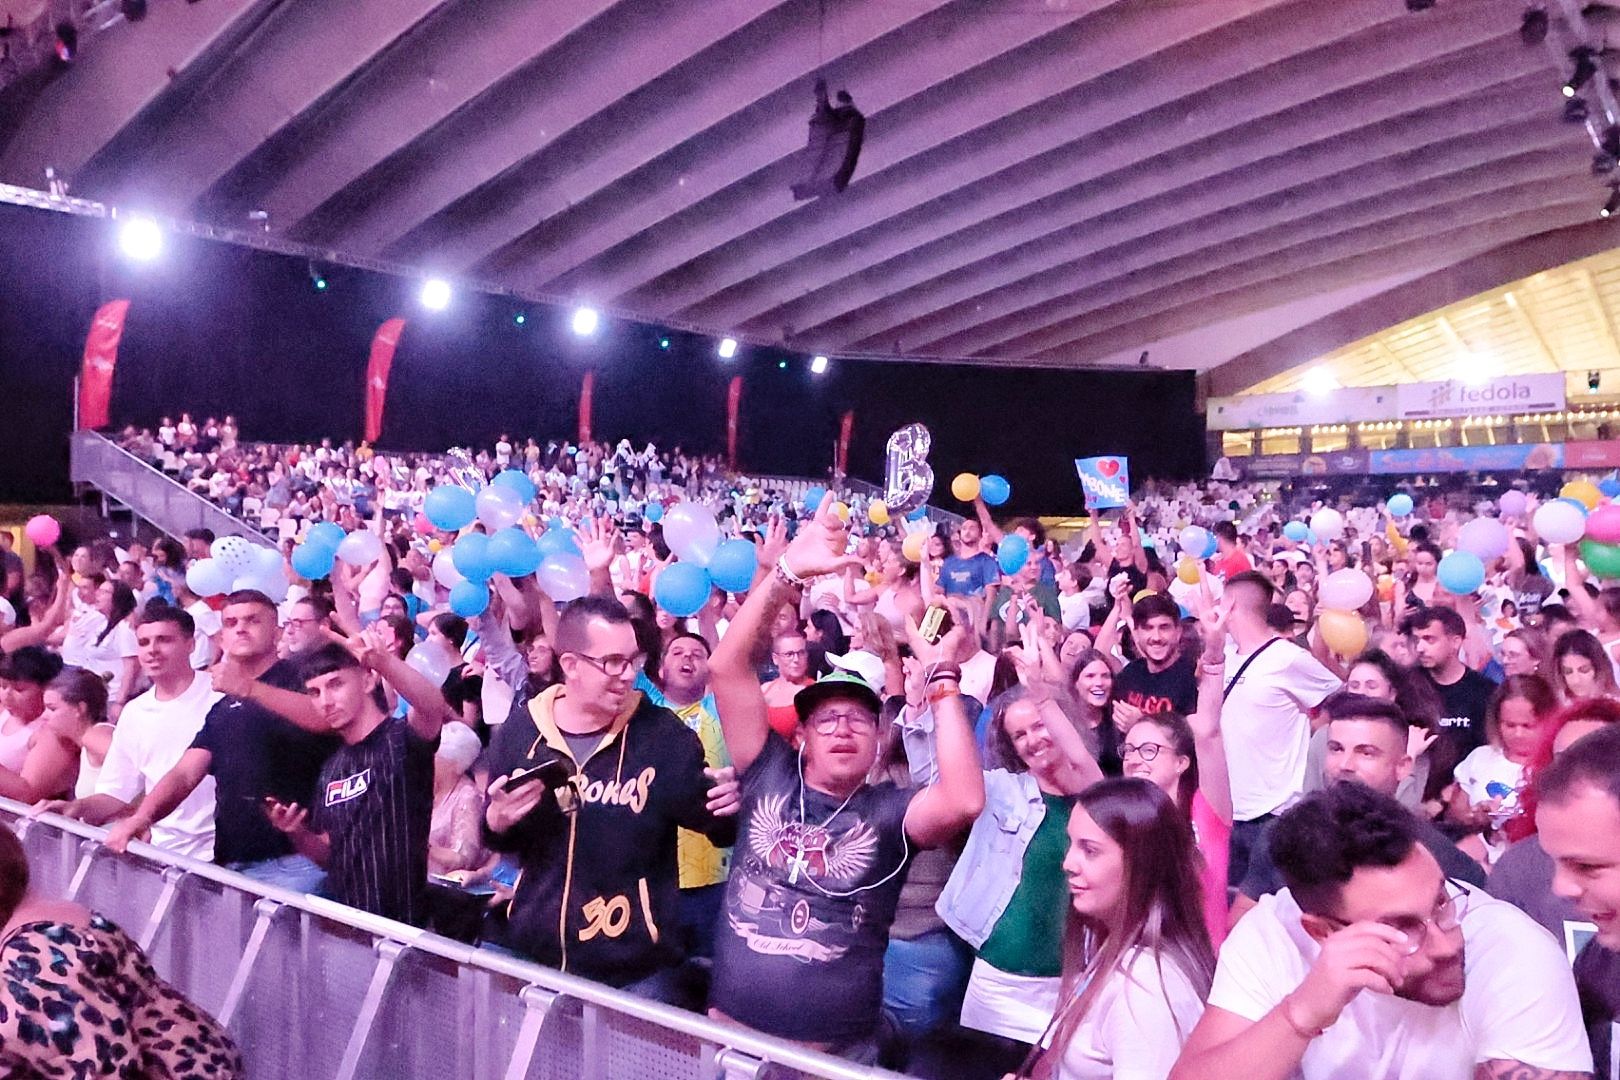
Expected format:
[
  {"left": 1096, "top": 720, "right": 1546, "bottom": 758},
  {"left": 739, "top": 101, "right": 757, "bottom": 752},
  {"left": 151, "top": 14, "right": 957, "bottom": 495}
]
[
  {"left": 803, "top": 486, "right": 828, "bottom": 512},
  {"left": 1580, "top": 539, "right": 1620, "bottom": 580},
  {"left": 1436, "top": 551, "right": 1485, "bottom": 595},
  {"left": 644, "top": 502, "right": 665, "bottom": 523},
  {"left": 997, "top": 534, "right": 1030, "bottom": 575},
  {"left": 492, "top": 469, "right": 537, "bottom": 503},
  {"left": 980, "top": 474, "right": 1011, "bottom": 506},
  {"left": 708, "top": 539, "right": 759, "bottom": 593},
  {"left": 449, "top": 580, "right": 490, "bottom": 618},
  {"left": 1283, "top": 521, "right": 1309, "bottom": 542},
  {"left": 1386, "top": 493, "right": 1413, "bottom": 517},
  {"left": 425, "top": 486, "right": 477, "bottom": 531},
  {"left": 536, "top": 528, "right": 581, "bottom": 558},
  {"left": 452, "top": 532, "right": 494, "bottom": 583},
  {"left": 290, "top": 542, "right": 335, "bottom": 581},
  {"left": 487, "top": 528, "right": 541, "bottom": 578},
  {"left": 654, "top": 562, "right": 712, "bottom": 618},
  {"left": 306, "top": 521, "right": 345, "bottom": 552}
]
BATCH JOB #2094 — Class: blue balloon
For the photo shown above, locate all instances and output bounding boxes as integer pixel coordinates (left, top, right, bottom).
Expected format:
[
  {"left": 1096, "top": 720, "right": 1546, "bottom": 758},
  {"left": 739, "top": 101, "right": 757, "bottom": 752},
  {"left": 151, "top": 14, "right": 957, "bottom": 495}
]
[
  {"left": 907, "top": 505, "right": 929, "bottom": 521},
  {"left": 425, "top": 486, "right": 477, "bottom": 532},
  {"left": 980, "top": 474, "right": 1011, "bottom": 507},
  {"left": 536, "top": 527, "right": 581, "bottom": 558},
  {"left": 1201, "top": 532, "right": 1218, "bottom": 559},
  {"left": 1282, "top": 521, "right": 1309, "bottom": 542},
  {"left": 1178, "top": 603, "right": 1193, "bottom": 621},
  {"left": 1559, "top": 497, "right": 1592, "bottom": 517},
  {"left": 452, "top": 532, "right": 494, "bottom": 583},
  {"left": 290, "top": 542, "right": 335, "bottom": 581},
  {"left": 708, "top": 538, "right": 759, "bottom": 593},
  {"left": 1437, "top": 551, "right": 1485, "bottom": 595},
  {"left": 491, "top": 469, "right": 537, "bottom": 504},
  {"left": 997, "top": 534, "right": 1031, "bottom": 576},
  {"left": 449, "top": 580, "right": 490, "bottom": 618},
  {"left": 1386, "top": 493, "right": 1414, "bottom": 518},
  {"left": 644, "top": 502, "right": 665, "bottom": 523},
  {"left": 1602, "top": 478, "right": 1620, "bottom": 499},
  {"left": 803, "top": 486, "right": 828, "bottom": 512},
  {"left": 654, "top": 562, "right": 713, "bottom": 618},
  {"left": 487, "top": 528, "right": 541, "bottom": 578},
  {"left": 305, "top": 521, "right": 346, "bottom": 553}
]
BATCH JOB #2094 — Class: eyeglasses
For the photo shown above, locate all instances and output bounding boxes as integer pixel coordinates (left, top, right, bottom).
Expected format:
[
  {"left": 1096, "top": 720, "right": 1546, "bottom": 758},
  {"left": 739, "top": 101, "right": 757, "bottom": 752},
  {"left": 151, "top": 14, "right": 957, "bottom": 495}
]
[
  {"left": 571, "top": 652, "right": 646, "bottom": 678},
  {"left": 1120, "top": 741, "right": 1168, "bottom": 762},
  {"left": 775, "top": 649, "right": 808, "bottom": 660},
  {"left": 810, "top": 710, "right": 878, "bottom": 736},
  {"left": 1315, "top": 880, "right": 1469, "bottom": 957}
]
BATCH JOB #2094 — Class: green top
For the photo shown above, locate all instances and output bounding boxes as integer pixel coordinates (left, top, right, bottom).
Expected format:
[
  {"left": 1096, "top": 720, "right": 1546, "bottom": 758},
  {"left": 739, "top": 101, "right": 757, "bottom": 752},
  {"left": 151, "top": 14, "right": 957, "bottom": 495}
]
[{"left": 977, "top": 791, "right": 1073, "bottom": 978}]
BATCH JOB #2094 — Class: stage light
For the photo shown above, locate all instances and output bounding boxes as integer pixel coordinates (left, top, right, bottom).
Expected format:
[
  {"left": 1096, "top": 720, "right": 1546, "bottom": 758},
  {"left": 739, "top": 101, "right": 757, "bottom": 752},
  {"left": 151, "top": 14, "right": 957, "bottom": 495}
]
[
  {"left": 659, "top": 336, "right": 671, "bottom": 350},
  {"left": 1521, "top": 7, "right": 1549, "bottom": 45},
  {"left": 1590, "top": 370, "right": 1603, "bottom": 393},
  {"left": 420, "top": 278, "right": 451, "bottom": 310},
  {"left": 1566, "top": 47, "right": 1598, "bottom": 97},
  {"left": 1302, "top": 366, "right": 1339, "bottom": 396},
  {"left": 308, "top": 261, "right": 327, "bottom": 291},
  {"left": 52, "top": 20, "right": 76, "bottom": 64},
  {"left": 811, "top": 354, "right": 829, "bottom": 374},
  {"left": 572, "top": 306, "right": 599, "bottom": 336},
  {"left": 777, "top": 360, "right": 788, "bottom": 370},
  {"left": 514, "top": 312, "right": 526, "bottom": 326},
  {"left": 118, "top": 217, "right": 162, "bottom": 262},
  {"left": 1602, "top": 184, "right": 1620, "bottom": 218},
  {"left": 718, "top": 337, "right": 739, "bottom": 359}
]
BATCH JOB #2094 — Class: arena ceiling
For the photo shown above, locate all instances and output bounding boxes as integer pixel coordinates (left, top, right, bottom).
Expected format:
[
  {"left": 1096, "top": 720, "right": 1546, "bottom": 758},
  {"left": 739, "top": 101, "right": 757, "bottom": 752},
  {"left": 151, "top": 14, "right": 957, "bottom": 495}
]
[{"left": 1, "top": 0, "right": 1617, "bottom": 389}]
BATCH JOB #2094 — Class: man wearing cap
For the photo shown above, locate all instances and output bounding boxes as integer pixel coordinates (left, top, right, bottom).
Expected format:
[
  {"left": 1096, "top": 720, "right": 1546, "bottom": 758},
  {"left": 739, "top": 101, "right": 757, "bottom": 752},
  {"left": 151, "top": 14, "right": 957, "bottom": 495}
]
[{"left": 707, "top": 494, "right": 985, "bottom": 1059}]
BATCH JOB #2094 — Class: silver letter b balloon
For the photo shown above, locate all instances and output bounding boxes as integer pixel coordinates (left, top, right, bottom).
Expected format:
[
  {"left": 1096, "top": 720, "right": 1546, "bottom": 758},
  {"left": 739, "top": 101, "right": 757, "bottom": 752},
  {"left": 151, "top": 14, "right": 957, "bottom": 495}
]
[{"left": 883, "top": 424, "right": 935, "bottom": 515}]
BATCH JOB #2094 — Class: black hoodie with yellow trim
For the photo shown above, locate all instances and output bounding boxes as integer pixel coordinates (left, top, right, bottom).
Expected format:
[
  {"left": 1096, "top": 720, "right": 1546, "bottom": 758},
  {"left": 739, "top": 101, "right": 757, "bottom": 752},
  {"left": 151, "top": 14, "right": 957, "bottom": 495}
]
[{"left": 483, "top": 684, "right": 734, "bottom": 986}]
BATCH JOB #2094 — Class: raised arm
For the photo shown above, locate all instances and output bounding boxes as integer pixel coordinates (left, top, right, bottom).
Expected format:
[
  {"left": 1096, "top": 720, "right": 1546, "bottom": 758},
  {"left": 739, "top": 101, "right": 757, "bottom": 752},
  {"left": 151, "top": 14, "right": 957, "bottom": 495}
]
[
  {"left": 1016, "top": 619, "right": 1102, "bottom": 794},
  {"left": 972, "top": 497, "right": 1005, "bottom": 546},
  {"left": 1191, "top": 585, "right": 1234, "bottom": 824},
  {"left": 1092, "top": 573, "right": 1132, "bottom": 670},
  {"left": 900, "top": 617, "right": 986, "bottom": 846}
]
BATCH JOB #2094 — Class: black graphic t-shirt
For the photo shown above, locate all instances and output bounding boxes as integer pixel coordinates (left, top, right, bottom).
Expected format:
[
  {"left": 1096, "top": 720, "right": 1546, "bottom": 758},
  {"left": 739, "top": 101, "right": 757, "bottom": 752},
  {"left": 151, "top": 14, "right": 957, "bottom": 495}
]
[
  {"left": 709, "top": 735, "right": 914, "bottom": 1044},
  {"left": 311, "top": 717, "right": 437, "bottom": 925},
  {"left": 1113, "top": 652, "right": 1198, "bottom": 717},
  {"left": 191, "top": 658, "right": 340, "bottom": 867},
  {"left": 1426, "top": 667, "right": 1496, "bottom": 763}
]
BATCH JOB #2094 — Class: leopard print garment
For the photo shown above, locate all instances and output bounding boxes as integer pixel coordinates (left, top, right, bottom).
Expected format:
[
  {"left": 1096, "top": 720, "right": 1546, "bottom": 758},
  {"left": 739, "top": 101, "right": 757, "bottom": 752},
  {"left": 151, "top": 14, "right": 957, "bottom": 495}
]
[{"left": 0, "top": 914, "right": 243, "bottom": 1078}]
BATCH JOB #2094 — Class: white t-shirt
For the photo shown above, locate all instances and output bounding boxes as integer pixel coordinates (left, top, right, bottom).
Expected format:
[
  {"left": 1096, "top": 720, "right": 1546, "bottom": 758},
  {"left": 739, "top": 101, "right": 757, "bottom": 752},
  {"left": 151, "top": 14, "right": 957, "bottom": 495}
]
[
  {"left": 1208, "top": 889, "right": 1592, "bottom": 1080},
  {"left": 1452, "top": 745, "right": 1526, "bottom": 828},
  {"left": 187, "top": 600, "right": 221, "bottom": 670},
  {"left": 1221, "top": 638, "right": 1341, "bottom": 820},
  {"left": 76, "top": 619, "right": 139, "bottom": 704},
  {"left": 95, "top": 672, "right": 224, "bottom": 861},
  {"left": 1058, "top": 592, "right": 1091, "bottom": 632},
  {"left": 961, "top": 650, "right": 998, "bottom": 709},
  {"left": 1057, "top": 948, "right": 1206, "bottom": 1080}
]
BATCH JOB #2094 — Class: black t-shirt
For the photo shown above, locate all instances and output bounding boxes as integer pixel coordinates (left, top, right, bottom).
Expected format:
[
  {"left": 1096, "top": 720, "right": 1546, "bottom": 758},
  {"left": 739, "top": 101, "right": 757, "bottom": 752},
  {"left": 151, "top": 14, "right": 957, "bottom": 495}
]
[
  {"left": 1239, "top": 803, "right": 1486, "bottom": 900},
  {"left": 312, "top": 716, "right": 437, "bottom": 925},
  {"left": 1113, "top": 652, "right": 1198, "bottom": 717},
  {"left": 1575, "top": 940, "right": 1620, "bottom": 1079},
  {"left": 1425, "top": 667, "right": 1496, "bottom": 763},
  {"left": 709, "top": 735, "right": 915, "bottom": 1044},
  {"left": 191, "top": 658, "right": 340, "bottom": 867}
]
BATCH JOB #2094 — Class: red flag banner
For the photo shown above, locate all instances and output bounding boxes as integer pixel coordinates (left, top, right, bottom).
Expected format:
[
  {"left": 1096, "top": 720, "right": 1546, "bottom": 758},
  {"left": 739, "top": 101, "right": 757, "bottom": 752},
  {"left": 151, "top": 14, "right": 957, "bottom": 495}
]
[
  {"left": 835, "top": 410, "right": 855, "bottom": 477},
  {"left": 579, "top": 370, "right": 595, "bottom": 444},
  {"left": 726, "top": 375, "right": 743, "bottom": 470},
  {"left": 364, "top": 317, "right": 407, "bottom": 444},
  {"left": 78, "top": 299, "right": 130, "bottom": 430}
]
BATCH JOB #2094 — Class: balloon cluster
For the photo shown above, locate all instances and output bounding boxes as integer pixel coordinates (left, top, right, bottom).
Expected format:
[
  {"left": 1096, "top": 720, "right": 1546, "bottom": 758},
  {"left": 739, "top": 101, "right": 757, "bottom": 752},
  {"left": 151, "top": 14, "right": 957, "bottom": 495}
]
[
  {"left": 950, "top": 472, "right": 1011, "bottom": 506},
  {"left": 1317, "top": 569, "right": 1372, "bottom": 656},
  {"left": 187, "top": 535, "right": 289, "bottom": 601},
  {"left": 653, "top": 501, "right": 759, "bottom": 617}
]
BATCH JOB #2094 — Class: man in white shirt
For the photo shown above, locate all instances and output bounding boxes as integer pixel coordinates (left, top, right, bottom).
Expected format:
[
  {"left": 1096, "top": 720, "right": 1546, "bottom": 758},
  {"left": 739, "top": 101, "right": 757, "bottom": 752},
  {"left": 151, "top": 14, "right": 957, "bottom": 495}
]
[
  {"left": 1220, "top": 570, "right": 1341, "bottom": 883},
  {"left": 1172, "top": 784, "right": 1592, "bottom": 1080},
  {"left": 52, "top": 605, "right": 224, "bottom": 860}
]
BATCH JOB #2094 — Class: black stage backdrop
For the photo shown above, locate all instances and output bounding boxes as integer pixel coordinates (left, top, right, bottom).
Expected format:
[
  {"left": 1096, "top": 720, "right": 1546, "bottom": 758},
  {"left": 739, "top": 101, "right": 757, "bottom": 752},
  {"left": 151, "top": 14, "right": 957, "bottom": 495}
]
[{"left": 0, "top": 201, "right": 1205, "bottom": 514}]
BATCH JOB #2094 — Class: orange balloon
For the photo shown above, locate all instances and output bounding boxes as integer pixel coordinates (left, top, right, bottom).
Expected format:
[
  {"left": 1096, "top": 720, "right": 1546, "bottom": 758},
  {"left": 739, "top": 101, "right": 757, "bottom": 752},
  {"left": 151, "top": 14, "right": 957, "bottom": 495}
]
[
  {"left": 868, "top": 501, "right": 890, "bottom": 526},
  {"left": 902, "top": 531, "right": 926, "bottom": 563},
  {"left": 1318, "top": 609, "right": 1368, "bottom": 657},
  {"left": 1176, "top": 557, "right": 1201, "bottom": 585},
  {"left": 951, "top": 473, "right": 981, "bottom": 502}
]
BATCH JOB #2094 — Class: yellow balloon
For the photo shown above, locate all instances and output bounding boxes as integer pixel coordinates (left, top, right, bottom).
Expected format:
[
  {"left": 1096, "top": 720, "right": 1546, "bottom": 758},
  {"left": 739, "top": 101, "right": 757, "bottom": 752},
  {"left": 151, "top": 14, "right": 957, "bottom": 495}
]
[
  {"left": 832, "top": 501, "right": 850, "bottom": 522},
  {"left": 1318, "top": 609, "right": 1368, "bottom": 657},
  {"left": 427, "top": 539, "right": 442, "bottom": 554},
  {"left": 902, "top": 531, "right": 926, "bottom": 563},
  {"left": 1385, "top": 520, "right": 1408, "bottom": 555},
  {"left": 868, "top": 501, "right": 890, "bottom": 526},
  {"left": 1176, "top": 557, "right": 1201, "bottom": 585},
  {"left": 1562, "top": 479, "right": 1602, "bottom": 510},
  {"left": 951, "top": 473, "right": 981, "bottom": 502}
]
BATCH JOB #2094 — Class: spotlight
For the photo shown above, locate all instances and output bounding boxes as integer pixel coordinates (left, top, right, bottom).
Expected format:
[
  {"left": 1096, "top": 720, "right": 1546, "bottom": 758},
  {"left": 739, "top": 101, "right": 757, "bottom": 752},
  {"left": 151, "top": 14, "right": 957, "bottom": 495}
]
[
  {"left": 420, "top": 278, "right": 451, "bottom": 310},
  {"left": 571, "top": 306, "right": 599, "bottom": 336},
  {"left": 777, "top": 359, "right": 788, "bottom": 370},
  {"left": 52, "top": 20, "right": 76, "bottom": 64},
  {"left": 1567, "top": 47, "right": 1598, "bottom": 98},
  {"left": 1521, "top": 6, "right": 1549, "bottom": 45},
  {"left": 117, "top": 217, "right": 162, "bottom": 261},
  {"left": 718, "top": 337, "right": 738, "bottom": 359},
  {"left": 1590, "top": 370, "right": 1603, "bottom": 392},
  {"left": 308, "top": 261, "right": 327, "bottom": 291},
  {"left": 514, "top": 312, "right": 526, "bottom": 326},
  {"left": 658, "top": 336, "right": 670, "bottom": 350},
  {"left": 810, "top": 354, "right": 829, "bottom": 375},
  {"left": 1603, "top": 185, "right": 1620, "bottom": 217},
  {"left": 1566, "top": 96, "right": 1591, "bottom": 123},
  {"left": 1303, "top": 366, "right": 1340, "bottom": 396},
  {"left": 119, "top": 0, "right": 147, "bottom": 21}
]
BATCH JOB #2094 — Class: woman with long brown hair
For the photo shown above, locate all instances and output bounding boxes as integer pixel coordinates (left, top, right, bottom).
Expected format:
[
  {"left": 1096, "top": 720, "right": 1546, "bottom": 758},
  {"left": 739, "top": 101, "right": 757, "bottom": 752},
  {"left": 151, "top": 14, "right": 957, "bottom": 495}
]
[{"left": 1019, "top": 777, "right": 1214, "bottom": 1079}]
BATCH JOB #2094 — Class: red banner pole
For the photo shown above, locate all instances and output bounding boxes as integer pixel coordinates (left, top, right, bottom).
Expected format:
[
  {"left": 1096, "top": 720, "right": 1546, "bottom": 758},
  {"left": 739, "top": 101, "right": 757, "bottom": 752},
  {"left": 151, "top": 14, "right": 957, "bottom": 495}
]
[
  {"left": 835, "top": 409, "right": 855, "bottom": 478},
  {"left": 364, "top": 317, "right": 407, "bottom": 444},
  {"left": 726, "top": 376, "right": 743, "bottom": 470},
  {"left": 579, "top": 370, "right": 595, "bottom": 444},
  {"left": 78, "top": 298, "right": 131, "bottom": 430}
]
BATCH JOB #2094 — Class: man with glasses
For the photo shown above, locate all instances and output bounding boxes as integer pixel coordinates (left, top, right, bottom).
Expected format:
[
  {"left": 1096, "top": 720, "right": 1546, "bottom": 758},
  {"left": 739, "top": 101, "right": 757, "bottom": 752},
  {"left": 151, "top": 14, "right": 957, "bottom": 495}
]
[
  {"left": 481, "top": 595, "right": 738, "bottom": 1004},
  {"left": 762, "top": 630, "right": 813, "bottom": 738},
  {"left": 705, "top": 495, "right": 984, "bottom": 1059},
  {"left": 1173, "top": 783, "right": 1591, "bottom": 1080}
]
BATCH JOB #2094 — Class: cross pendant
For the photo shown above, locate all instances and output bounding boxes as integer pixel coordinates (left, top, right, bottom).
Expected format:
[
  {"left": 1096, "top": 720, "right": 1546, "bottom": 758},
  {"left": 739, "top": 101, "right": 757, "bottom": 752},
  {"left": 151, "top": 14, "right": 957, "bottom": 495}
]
[{"left": 787, "top": 847, "right": 809, "bottom": 885}]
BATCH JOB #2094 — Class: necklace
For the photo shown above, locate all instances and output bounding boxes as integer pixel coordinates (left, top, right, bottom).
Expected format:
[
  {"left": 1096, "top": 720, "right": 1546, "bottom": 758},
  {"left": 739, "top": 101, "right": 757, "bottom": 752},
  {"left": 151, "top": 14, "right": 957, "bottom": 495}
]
[{"left": 789, "top": 751, "right": 861, "bottom": 885}]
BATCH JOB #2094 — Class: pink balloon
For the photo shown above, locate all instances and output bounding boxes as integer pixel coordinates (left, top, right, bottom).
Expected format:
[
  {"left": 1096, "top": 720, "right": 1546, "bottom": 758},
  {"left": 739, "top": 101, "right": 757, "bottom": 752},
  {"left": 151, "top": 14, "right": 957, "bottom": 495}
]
[
  {"left": 414, "top": 512, "right": 434, "bottom": 534},
  {"left": 24, "top": 514, "right": 59, "bottom": 547},
  {"left": 1587, "top": 504, "right": 1620, "bottom": 545}
]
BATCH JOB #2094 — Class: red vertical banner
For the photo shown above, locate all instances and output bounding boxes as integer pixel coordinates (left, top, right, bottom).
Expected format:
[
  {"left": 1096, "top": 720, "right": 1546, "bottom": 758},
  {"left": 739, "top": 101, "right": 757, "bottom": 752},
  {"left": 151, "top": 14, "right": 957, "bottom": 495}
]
[
  {"left": 835, "top": 410, "right": 855, "bottom": 477},
  {"left": 78, "top": 299, "right": 131, "bottom": 430},
  {"left": 726, "top": 375, "right": 743, "bottom": 470},
  {"left": 579, "top": 370, "right": 595, "bottom": 444},
  {"left": 364, "top": 317, "right": 407, "bottom": 444}
]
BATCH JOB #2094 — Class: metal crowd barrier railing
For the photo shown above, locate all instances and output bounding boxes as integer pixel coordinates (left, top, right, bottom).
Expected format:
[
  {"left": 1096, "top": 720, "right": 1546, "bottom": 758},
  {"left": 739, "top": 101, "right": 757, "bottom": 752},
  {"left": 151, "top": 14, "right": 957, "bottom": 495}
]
[{"left": 2, "top": 799, "right": 902, "bottom": 1080}]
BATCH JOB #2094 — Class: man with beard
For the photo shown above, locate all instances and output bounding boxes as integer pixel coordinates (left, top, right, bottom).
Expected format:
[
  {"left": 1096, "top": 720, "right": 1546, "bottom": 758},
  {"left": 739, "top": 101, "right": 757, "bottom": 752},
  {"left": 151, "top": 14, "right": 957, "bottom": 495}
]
[{"left": 1172, "top": 783, "right": 1591, "bottom": 1080}]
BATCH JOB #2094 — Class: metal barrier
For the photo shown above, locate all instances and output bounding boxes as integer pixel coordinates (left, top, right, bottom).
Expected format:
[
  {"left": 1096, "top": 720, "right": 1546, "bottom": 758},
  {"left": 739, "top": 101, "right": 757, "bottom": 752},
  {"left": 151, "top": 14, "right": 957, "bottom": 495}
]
[
  {"left": 2, "top": 799, "right": 901, "bottom": 1080},
  {"left": 69, "top": 430, "right": 277, "bottom": 547},
  {"left": 742, "top": 475, "right": 963, "bottom": 531}
]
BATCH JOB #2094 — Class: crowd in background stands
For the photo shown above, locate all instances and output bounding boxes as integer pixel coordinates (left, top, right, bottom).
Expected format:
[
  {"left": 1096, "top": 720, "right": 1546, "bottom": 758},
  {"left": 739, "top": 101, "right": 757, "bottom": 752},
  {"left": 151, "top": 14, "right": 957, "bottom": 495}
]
[{"left": 2, "top": 417, "right": 1619, "bottom": 1079}]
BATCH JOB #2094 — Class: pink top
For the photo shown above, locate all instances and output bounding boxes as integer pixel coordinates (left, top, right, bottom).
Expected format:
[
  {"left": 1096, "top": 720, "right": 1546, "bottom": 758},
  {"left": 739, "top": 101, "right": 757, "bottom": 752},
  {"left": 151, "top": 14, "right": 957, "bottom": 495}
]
[{"left": 1191, "top": 790, "right": 1232, "bottom": 950}]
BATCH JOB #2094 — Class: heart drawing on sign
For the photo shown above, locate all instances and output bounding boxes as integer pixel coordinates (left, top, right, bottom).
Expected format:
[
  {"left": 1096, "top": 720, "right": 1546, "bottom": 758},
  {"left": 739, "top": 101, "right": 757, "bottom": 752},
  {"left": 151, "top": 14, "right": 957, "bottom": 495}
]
[{"left": 1098, "top": 459, "right": 1120, "bottom": 477}]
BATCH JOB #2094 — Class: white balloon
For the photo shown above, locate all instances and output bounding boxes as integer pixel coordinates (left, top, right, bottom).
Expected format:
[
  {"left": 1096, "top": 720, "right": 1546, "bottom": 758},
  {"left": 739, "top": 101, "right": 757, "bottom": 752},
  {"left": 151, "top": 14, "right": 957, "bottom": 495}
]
[
  {"left": 536, "top": 552, "right": 590, "bottom": 602},
  {"left": 185, "top": 558, "right": 230, "bottom": 597},
  {"left": 335, "top": 529, "right": 384, "bottom": 566},
  {"left": 432, "top": 549, "right": 464, "bottom": 588},
  {"left": 210, "top": 536, "right": 255, "bottom": 575},
  {"left": 405, "top": 642, "right": 454, "bottom": 687},
  {"left": 662, "top": 501, "right": 720, "bottom": 566},
  {"left": 252, "top": 544, "right": 284, "bottom": 578},
  {"left": 476, "top": 484, "right": 525, "bottom": 531},
  {"left": 1309, "top": 508, "right": 1345, "bottom": 542},
  {"left": 1534, "top": 500, "right": 1587, "bottom": 546},
  {"left": 1319, "top": 568, "right": 1373, "bottom": 612}
]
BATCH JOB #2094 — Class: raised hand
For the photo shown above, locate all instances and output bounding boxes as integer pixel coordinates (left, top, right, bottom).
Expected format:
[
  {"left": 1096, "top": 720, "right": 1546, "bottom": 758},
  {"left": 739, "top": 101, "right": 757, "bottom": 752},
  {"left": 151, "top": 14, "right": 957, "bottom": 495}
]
[
  {"left": 263, "top": 797, "right": 310, "bottom": 837},
  {"left": 577, "top": 515, "right": 621, "bottom": 574},
  {"left": 783, "top": 493, "right": 863, "bottom": 581},
  {"left": 704, "top": 766, "right": 741, "bottom": 817}
]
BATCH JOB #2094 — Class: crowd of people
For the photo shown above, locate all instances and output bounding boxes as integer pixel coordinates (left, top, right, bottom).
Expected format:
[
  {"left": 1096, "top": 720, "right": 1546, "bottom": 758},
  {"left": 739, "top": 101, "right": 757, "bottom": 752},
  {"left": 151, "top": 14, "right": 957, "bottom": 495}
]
[{"left": 2, "top": 421, "right": 1619, "bottom": 1079}]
